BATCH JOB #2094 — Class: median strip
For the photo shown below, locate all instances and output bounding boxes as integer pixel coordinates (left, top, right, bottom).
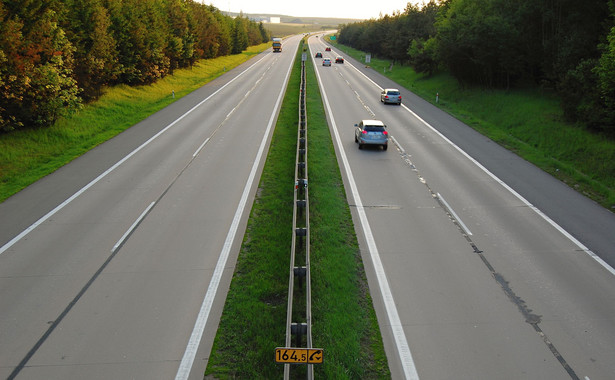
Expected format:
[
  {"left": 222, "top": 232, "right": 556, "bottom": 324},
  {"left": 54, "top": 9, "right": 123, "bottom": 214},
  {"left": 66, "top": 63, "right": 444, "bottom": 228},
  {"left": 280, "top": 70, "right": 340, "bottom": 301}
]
[{"left": 205, "top": 37, "right": 390, "bottom": 379}]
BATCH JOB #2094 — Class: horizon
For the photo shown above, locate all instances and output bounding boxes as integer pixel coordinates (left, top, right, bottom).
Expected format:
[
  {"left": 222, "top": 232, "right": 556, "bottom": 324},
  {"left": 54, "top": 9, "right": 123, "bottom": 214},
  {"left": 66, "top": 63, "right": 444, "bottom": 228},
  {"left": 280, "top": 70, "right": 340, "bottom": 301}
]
[{"left": 204, "top": 0, "right": 419, "bottom": 20}]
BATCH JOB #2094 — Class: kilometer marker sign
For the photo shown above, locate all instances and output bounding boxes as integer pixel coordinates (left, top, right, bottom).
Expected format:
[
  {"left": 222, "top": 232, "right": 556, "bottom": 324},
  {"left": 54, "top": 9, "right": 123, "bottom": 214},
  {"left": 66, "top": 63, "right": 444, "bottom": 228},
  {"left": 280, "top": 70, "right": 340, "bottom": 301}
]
[{"left": 275, "top": 348, "right": 324, "bottom": 364}]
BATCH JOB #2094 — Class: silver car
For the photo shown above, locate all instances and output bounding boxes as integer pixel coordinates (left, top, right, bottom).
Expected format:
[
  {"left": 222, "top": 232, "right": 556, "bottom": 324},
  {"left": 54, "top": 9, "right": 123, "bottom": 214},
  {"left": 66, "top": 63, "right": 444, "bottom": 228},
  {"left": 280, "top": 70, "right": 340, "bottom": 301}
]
[
  {"left": 354, "top": 119, "right": 388, "bottom": 150},
  {"left": 322, "top": 58, "right": 331, "bottom": 66},
  {"left": 381, "top": 88, "right": 402, "bottom": 105}
]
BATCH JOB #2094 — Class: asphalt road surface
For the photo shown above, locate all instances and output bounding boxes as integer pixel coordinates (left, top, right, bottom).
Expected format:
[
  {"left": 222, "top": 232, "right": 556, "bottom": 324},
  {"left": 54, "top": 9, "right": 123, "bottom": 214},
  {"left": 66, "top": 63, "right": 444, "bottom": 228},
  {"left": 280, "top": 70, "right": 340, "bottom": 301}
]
[
  {"left": 308, "top": 34, "right": 615, "bottom": 380},
  {"left": 2, "top": 32, "right": 614, "bottom": 380},
  {"left": 0, "top": 35, "right": 303, "bottom": 380}
]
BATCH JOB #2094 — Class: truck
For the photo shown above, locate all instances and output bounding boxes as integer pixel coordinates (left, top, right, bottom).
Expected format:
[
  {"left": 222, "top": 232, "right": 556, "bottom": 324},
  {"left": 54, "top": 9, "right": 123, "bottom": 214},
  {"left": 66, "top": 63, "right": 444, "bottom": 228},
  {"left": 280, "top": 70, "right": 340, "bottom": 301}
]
[{"left": 272, "top": 37, "right": 282, "bottom": 53}]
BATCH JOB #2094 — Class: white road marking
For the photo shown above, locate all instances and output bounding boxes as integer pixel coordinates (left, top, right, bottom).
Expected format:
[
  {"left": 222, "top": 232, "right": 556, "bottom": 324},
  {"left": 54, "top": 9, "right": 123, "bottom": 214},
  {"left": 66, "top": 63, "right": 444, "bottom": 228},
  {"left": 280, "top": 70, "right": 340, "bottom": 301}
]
[
  {"left": 112, "top": 202, "right": 156, "bottom": 252},
  {"left": 310, "top": 43, "right": 420, "bottom": 380},
  {"left": 174, "top": 44, "right": 297, "bottom": 380},
  {"left": 226, "top": 106, "right": 237, "bottom": 118},
  {"left": 192, "top": 138, "right": 210, "bottom": 157},
  {"left": 437, "top": 193, "right": 473, "bottom": 236}
]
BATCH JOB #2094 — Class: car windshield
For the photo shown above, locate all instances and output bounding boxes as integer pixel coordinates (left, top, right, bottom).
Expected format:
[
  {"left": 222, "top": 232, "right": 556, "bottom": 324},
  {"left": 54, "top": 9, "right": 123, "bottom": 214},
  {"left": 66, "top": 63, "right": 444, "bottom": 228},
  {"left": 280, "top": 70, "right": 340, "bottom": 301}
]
[{"left": 364, "top": 126, "right": 385, "bottom": 132}]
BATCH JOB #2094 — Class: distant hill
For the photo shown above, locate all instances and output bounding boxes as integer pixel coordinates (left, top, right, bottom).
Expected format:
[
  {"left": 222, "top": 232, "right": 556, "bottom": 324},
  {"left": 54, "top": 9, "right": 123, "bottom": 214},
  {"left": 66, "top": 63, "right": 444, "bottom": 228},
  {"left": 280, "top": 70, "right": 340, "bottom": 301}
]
[{"left": 224, "top": 12, "right": 361, "bottom": 26}]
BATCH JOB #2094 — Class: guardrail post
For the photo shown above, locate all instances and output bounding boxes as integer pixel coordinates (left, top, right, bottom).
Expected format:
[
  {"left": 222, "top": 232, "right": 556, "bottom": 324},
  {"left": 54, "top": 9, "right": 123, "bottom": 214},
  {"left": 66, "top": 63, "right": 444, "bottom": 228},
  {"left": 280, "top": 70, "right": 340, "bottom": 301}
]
[
  {"left": 295, "top": 227, "right": 307, "bottom": 249},
  {"left": 291, "top": 322, "right": 307, "bottom": 347},
  {"left": 294, "top": 266, "right": 306, "bottom": 289},
  {"left": 296, "top": 199, "right": 306, "bottom": 218}
]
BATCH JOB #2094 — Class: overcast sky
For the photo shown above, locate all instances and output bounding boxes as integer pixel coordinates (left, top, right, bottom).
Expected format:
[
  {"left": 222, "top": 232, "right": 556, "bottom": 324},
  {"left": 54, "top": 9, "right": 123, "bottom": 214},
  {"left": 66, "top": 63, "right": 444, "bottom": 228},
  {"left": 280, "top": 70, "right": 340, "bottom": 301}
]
[{"left": 204, "top": 0, "right": 419, "bottom": 20}]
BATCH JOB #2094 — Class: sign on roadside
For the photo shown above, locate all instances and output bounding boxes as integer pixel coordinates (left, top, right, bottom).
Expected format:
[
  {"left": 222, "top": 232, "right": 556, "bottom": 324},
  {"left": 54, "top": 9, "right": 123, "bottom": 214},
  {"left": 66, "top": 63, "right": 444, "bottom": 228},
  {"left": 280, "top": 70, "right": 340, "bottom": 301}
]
[{"left": 275, "top": 348, "right": 324, "bottom": 364}]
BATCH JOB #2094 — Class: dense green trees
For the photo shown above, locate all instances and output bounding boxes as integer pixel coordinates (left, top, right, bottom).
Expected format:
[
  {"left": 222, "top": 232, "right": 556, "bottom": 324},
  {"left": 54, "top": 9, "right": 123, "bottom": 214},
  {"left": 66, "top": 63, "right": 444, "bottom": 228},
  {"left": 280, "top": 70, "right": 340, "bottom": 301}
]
[
  {"left": 0, "top": 0, "right": 269, "bottom": 132},
  {"left": 0, "top": 0, "right": 81, "bottom": 131},
  {"left": 338, "top": 0, "right": 615, "bottom": 134}
]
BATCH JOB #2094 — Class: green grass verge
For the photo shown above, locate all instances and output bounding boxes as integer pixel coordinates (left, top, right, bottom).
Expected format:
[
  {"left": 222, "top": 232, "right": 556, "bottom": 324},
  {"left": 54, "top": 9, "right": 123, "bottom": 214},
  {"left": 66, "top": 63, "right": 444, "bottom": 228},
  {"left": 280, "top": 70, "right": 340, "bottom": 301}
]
[
  {"left": 264, "top": 23, "right": 334, "bottom": 37},
  {"left": 327, "top": 36, "right": 615, "bottom": 210},
  {"left": 204, "top": 39, "right": 390, "bottom": 379},
  {"left": 0, "top": 43, "right": 270, "bottom": 203}
]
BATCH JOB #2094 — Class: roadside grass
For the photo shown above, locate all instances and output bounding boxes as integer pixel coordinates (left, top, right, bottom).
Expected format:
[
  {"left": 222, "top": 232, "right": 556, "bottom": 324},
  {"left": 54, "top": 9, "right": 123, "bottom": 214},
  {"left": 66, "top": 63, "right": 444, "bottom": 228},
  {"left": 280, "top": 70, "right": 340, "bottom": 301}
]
[
  {"left": 328, "top": 37, "right": 615, "bottom": 210},
  {"left": 0, "top": 43, "right": 270, "bottom": 203},
  {"left": 205, "top": 40, "right": 390, "bottom": 378}
]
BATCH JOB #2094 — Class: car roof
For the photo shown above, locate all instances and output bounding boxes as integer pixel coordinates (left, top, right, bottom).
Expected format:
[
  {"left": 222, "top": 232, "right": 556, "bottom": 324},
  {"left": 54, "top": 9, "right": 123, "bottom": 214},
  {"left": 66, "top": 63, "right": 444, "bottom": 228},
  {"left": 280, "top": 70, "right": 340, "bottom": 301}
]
[
  {"left": 384, "top": 88, "right": 399, "bottom": 92},
  {"left": 361, "top": 119, "right": 385, "bottom": 126}
]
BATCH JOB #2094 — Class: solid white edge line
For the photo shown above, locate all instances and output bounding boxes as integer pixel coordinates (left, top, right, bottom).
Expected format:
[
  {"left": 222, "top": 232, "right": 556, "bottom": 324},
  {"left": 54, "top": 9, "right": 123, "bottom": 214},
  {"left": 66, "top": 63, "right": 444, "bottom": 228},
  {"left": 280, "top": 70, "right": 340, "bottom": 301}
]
[
  {"left": 401, "top": 104, "right": 615, "bottom": 277},
  {"left": 437, "top": 193, "right": 473, "bottom": 236},
  {"left": 112, "top": 202, "right": 156, "bottom": 252},
  {"left": 0, "top": 53, "right": 269, "bottom": 257},
  {"left": 345, "top": 54, "right": 615, "bottom": 278},
  {"left": 173, "top": 45, "right": 296, "bottom": 380},
  {"left": 310, "top": 41, "right": 420, "bottom": 380}
]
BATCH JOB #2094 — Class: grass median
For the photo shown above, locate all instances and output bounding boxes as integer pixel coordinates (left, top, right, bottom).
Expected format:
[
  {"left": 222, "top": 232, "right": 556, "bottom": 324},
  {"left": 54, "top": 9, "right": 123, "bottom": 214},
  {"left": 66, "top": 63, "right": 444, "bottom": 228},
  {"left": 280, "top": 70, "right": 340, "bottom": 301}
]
[
  {"left": 0, "top": 43, "right": 270, "bottom": 203},
  {"left": 204, "top": 39, "right": 390, "bottom": 379},
  {"left": 327, "top": 37, "right": 615, "bottom": 210}
]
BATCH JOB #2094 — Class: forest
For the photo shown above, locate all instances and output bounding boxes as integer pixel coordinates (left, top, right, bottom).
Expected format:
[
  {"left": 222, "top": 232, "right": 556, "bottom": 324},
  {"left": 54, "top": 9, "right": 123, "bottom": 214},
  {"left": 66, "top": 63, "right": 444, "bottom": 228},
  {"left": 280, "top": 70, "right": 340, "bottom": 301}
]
[
  {"left": 338, "top": 0, "right": 615, "bottom": 135},
  {"left": 0, "top": 0, "right": 269, "bottom": 132}
]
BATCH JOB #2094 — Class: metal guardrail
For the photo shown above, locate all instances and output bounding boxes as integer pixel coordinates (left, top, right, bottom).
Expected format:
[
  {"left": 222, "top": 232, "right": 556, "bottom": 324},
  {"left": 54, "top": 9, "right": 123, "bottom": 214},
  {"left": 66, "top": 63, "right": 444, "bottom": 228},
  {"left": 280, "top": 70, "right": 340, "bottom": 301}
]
[{"left": 279, "top": 58, "right": 317, "bottom": 379}]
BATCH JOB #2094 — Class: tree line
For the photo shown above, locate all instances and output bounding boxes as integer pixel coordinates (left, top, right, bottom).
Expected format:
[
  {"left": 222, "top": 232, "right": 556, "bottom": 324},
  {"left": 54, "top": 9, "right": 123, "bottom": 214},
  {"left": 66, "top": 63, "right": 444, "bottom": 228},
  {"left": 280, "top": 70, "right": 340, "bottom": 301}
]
[
  {"left": 338, "top": 0, "right": 615, "bottom": 134},
  {"left": 0, "top": 0, "right": 270, "bottom": 132}
]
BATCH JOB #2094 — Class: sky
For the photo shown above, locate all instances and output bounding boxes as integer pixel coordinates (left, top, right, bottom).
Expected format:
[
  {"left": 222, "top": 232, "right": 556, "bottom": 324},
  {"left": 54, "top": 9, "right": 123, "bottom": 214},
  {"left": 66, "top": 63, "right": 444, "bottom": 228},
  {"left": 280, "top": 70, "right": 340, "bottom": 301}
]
[{"left": 204, "top": 0, "right": 420, "bottom": 20}]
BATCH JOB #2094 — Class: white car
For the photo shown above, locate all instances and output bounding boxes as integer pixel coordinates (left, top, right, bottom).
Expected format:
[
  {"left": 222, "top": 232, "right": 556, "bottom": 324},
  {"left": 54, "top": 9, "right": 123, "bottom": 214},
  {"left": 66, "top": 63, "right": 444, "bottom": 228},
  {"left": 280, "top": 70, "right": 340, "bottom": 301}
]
[
  {"left": 322, "top": 58, "right": 331, "bottom": 66},
  {"left": 354, "top": 119, "right": 389, "bottom": 150},
  {"left": 381, "top": 88, "right": 402, "bottom": 105}
]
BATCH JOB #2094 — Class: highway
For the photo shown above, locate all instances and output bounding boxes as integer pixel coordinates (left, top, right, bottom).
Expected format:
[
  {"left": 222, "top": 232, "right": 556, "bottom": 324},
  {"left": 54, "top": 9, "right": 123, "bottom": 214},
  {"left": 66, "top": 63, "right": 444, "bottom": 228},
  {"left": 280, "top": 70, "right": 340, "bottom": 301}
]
[
  {"left": 307, "top": 34, "right": 615, "bottom": 379},
  {"left": 2, "top": 31, "right": 614, "bottom": 380},
  {"left": 0, "top": 35, "right": 302, "bottom": 379}
]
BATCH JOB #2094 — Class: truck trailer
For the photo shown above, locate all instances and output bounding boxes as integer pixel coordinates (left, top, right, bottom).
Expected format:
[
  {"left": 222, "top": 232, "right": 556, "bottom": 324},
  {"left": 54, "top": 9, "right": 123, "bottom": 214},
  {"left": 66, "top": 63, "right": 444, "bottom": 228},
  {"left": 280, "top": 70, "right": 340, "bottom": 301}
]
[{"left": 272, "top": 37, "right": 282, "bottom": 53}]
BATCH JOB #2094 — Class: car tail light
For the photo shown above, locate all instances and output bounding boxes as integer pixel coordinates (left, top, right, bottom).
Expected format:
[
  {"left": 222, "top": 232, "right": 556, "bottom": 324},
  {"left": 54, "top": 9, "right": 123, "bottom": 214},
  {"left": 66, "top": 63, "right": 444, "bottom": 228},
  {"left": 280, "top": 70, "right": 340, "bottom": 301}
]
[
  {"left": 383, "top": 131, "right": 388, "bottom": 135},
  {"left": 362, "top": 130, "right": 368, "bottom": 134},
  {"left": 384, "top": 96, "right": 389, "bottom": 99}
]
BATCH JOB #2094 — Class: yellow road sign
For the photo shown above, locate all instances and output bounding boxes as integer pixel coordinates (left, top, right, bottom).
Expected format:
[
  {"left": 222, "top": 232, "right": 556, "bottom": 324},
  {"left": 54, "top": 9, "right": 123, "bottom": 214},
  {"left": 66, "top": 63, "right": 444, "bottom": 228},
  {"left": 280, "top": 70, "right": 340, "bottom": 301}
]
[{"left": 275, "top": 348, "right": 323, "bottom": 364}]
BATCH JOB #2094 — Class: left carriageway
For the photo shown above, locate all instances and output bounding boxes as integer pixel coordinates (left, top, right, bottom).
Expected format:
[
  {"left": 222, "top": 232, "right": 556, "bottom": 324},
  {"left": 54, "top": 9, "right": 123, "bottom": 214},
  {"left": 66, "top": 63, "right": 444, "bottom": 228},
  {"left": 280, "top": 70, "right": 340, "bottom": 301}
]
[{"left": 0, "top": 35, "right": 302, "bottom": 380}]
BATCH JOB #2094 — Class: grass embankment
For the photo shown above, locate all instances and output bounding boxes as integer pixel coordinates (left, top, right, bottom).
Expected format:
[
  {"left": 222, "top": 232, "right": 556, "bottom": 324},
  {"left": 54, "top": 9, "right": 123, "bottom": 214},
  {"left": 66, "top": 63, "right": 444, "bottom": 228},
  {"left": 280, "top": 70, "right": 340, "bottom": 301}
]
[
  {"left": 328, "top": 37, "right": 615, "bottom": 210},
  {"left": 205, "top": 40, "right": 389, "bottom": 378},
  {"left": 0, "top": 43, "right": 270, "bottom": 202},
  {"left": 264, "top": 22, "right": 333, "bottom": 37}
]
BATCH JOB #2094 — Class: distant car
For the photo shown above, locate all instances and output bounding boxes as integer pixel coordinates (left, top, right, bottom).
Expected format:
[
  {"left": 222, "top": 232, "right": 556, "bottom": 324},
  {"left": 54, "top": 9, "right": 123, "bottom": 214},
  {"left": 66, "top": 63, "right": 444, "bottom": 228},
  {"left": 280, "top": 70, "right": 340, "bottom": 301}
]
[
  {"left": 335, "top": 56, "right": 344, "bottom": 63},
  {"left": 354, "top": 119, "right": 388, "bottom": 150},
  {"left": 325, "top": 47, "right": 332, "bottom": 51},
  {"left": 315, "top": 52, "right": 322, "bottom": 58},
  {"left": 322, "top": 58, "right": 331, "bottom": 66},
  {"left": 381, "top": 88, "right": 402, "bottom": 105}
]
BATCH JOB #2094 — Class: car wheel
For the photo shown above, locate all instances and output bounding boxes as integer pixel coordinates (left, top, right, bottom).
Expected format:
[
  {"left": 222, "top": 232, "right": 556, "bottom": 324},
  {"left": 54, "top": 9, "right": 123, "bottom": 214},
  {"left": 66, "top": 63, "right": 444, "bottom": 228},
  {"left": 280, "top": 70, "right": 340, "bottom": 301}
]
[
  {"left": 383, "top": 144, "right": 388, "bottom": 151},
  {"left": 358, "top": 143, "right": 363, "bottom": 150},
  {"left": 354, "top": 135, "right": 358, "bottom": 142}
]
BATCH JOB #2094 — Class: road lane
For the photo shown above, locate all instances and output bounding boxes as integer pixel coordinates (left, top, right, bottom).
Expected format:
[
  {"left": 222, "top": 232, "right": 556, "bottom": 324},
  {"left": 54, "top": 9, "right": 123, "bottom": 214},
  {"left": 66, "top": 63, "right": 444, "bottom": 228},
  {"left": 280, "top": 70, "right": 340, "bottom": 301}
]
[
  {"left": 0, "top": 36, "right": 301, "bottom": 379},
  {"left": 309, "top": 35, "right": 615, "bottom": 379}
]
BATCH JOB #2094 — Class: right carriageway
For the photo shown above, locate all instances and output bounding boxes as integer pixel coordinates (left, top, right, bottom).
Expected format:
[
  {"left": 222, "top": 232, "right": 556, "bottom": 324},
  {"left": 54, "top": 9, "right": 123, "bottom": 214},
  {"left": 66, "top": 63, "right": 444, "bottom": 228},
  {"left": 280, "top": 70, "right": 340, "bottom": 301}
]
[{"left": 309, "top": 33, "right": 615, "bottom": 380}]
